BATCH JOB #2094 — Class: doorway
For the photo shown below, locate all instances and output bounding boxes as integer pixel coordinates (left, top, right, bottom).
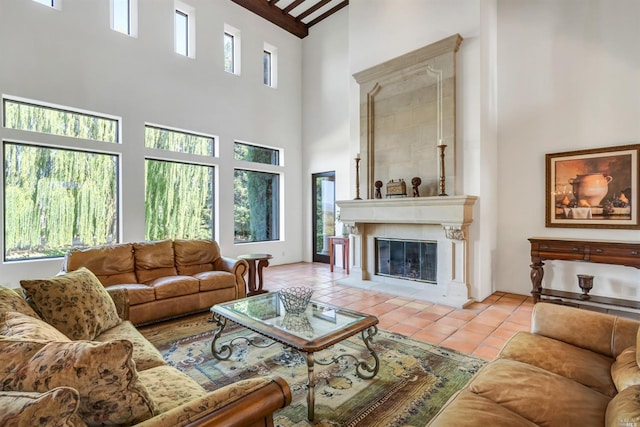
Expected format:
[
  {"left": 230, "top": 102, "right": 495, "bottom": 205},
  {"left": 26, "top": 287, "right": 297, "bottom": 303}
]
[{"left": 312, "top": 172, "right": 335, "bottom": 263}]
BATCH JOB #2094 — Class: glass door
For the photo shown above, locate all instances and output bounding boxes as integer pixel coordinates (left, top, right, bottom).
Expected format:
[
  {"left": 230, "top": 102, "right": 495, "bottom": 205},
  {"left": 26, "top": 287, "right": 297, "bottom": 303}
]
[{"left": 312, "top": 172, "right": 335, "bottom": 263}]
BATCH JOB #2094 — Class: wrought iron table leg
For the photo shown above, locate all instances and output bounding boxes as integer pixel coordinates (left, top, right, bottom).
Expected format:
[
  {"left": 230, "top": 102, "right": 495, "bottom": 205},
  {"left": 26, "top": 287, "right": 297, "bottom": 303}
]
[
  {"left": 356, "top": 326, "right": 379, "bottom": 378},
  {"left": 210, "top": 313, "right": 232, "bottom": 360}
]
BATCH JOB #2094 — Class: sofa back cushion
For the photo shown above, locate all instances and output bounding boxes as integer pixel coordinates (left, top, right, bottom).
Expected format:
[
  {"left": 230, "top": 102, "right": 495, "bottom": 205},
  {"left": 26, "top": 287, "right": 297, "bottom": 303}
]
[
  {"left": 63, "top": 243, "right": 137, "bottom": 286},
  {"left": 20, "top": 268, "right": 121, "bottom": 340},
  {"left": 0, "top": 311, "right": 70, "bottom": 341},
  {"left": 0, "top": 286, "right": 41, "bottom": 319},
  {"left": 0, "top": 387, "right": 85, "bottom": 427},
  {"left": 134, "top": 240, "right": 178, "bottom": 284},
  {"left": 0, "top": 339, "right": 158, "bottom": 426},
  {"left": 174, "top": 239, "right": 221, "bottom": 275}
]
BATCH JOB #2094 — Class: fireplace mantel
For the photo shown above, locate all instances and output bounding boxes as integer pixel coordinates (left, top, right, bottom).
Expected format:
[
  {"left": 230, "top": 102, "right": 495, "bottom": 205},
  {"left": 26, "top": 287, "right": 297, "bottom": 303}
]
[{"left": 337, "top": 195, "right": 477, "bottom": 228}]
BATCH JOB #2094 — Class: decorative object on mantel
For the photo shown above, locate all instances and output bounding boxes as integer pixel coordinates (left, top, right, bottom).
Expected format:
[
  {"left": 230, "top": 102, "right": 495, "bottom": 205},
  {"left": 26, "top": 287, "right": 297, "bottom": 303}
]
[
  {"left": 411, "top": 177, "right": 422, "bottom": 197},
  {"left": 374, "top": 180, "right": 383, "bottom": 199},
  {"left": 438, "top": 142, "right": 448, "bottom": 196},
  {"left": 545, "top": 144, "right": 639, "bottom": 229},
  {"left": 577, "top": 274, "right": 594, "bottom": 300},
  {"left": 354, "top": 153, "right": 362, "bottom": 200},
  {"left": 386, "top": 179, "right": 407, "bottom": 197}
]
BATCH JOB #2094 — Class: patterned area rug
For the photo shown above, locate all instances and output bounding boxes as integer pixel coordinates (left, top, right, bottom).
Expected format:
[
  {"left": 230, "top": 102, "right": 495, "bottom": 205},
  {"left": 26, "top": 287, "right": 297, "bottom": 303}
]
[{"left": 141, "top": 313, "right": 484, "bottom": 427}]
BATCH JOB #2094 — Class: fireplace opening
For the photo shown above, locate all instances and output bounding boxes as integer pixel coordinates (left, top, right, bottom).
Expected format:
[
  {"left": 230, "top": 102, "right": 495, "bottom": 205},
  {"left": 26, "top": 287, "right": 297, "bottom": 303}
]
[{"left": 375, "top": 238, "right": 437, "bottom": 283}]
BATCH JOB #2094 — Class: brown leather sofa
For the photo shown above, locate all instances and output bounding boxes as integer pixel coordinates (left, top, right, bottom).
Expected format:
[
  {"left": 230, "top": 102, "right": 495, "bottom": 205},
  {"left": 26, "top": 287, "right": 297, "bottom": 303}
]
[
  {"left": 62, "top": 239, "right": 248, "bottom": 325},
  {"left": 428, "top": 302, "right": 640, "bottom": 426}
]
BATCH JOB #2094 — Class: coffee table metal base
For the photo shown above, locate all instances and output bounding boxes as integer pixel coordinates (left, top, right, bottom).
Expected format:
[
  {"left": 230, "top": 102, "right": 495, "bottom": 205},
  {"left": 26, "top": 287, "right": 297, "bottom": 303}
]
[{"left": 210, "top": 312, "right": 379, "bottom": 421}]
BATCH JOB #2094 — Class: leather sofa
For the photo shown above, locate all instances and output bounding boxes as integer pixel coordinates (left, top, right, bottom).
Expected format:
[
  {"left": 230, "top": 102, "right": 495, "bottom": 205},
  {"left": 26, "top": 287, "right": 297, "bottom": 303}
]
[
  {"left": 0, "top": 269, "right": 291, "bottom": 426},
  {"left": 428, "top": 302, "right": 640, "bottom": 427},
  {"left": 61, "top": 239, "right": 248, "bottom": 325}
]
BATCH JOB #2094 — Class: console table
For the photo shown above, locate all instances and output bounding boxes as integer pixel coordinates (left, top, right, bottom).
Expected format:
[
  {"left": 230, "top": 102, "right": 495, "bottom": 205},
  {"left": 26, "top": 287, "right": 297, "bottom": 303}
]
[{"left": 529, "top": 237, "right": 640, "bottom": 313}]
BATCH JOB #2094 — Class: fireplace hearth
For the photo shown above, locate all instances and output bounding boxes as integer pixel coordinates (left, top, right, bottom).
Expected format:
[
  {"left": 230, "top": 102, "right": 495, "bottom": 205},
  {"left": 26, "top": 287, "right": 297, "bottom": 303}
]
[{"left": 376, "top": 238, "right": 437, "bottom": 283}]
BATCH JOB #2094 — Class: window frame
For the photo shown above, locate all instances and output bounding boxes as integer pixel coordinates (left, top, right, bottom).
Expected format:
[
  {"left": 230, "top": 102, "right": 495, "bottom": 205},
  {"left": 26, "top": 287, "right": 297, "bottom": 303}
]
[
  {"left": 233, "top": 168, "right": 281, "bottom": 244},
  {"left": 263, "top": 42, "right": 278, "bottom": 88},
  {"left": 174, "top": 1, "right": 196, "bottom": 58},
  {"left": 110, "top": 0, "right": 138, "bottom": 37},
  {"left": 224, "top": 24, "right": 241, "bottom": 76},
  {"left": 33, "top": 0, "right": 60, "bottom": 10}
]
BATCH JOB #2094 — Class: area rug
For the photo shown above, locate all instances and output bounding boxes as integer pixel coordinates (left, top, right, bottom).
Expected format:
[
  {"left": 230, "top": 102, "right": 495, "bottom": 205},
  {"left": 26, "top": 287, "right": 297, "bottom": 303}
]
[{"left": 142, "top": 314, "right": 485, "bottom": 427}]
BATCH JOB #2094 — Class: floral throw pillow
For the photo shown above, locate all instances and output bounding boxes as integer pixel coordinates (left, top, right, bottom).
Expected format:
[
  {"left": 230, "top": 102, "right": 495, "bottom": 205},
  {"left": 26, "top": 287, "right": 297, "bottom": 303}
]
[
  {"left": 0, "top": 285, "right": 41, "bottom": 319},
  {"left": 0, "top": 339, "right": 158, "bottom": 426},
  {"left": 0, "top": 311, "right": 70, "bottom": 341},
  {"left": 20, "top": 267, "right": 121, "bottom": 340},
  {"left": 0, "top": 387, "right": 86, "bottom": 427}
]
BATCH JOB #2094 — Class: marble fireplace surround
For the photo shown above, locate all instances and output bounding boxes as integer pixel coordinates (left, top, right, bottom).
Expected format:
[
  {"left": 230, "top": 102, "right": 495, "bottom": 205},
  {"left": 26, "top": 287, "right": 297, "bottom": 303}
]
[{"left": 337, "top": 196, "right": 477, "bottom": 308}]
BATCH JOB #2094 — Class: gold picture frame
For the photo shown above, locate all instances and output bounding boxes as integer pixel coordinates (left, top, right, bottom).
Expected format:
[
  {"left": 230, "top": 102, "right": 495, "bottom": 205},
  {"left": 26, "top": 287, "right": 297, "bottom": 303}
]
[{"left": 546, "top": 144, "right": 640, "bottom": 229}]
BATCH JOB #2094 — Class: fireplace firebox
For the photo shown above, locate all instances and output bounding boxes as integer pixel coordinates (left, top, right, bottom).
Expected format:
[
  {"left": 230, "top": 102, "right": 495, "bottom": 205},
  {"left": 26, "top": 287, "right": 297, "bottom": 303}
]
[{"left": 376, "top": 238, "right": 437, "bottom": 283}]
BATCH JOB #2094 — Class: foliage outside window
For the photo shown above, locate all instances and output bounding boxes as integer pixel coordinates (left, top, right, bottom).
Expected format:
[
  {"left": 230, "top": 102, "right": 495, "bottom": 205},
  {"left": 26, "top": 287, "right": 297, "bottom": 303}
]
[
  {"left": 3, "top": 99, "right": 118, "bottom": 143},
  {"left": 234, "top": 141, "right": 279, "bottom": 165},
  {"left": 4, "top": 143, "right": 119, "bottom": 261},
  {"left": 224, "top": 32, "right": 234, "bottom": 73},
  {"left": 145, "top": 125, "right": 214, "bottom": 156},
  {"left": 145, "top": 159, "right": 214, "bottom": 241},
  {"left": 234, "top": 170, "right": 279, "bottom": 243}
]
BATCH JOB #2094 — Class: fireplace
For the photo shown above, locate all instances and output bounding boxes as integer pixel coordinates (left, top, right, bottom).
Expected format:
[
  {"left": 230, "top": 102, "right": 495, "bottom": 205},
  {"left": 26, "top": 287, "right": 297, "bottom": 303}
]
[
  {"left": 376, "top": 238, "right": 437, "bottom": 283},
  {"left": 336, "top": 196, "right": 477, "bottom": 308}
]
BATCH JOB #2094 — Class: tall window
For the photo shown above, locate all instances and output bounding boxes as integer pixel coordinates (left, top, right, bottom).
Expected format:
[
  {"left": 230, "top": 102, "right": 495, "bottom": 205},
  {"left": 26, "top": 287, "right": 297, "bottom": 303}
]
[
  {"left": 33, "top": 0, "right": 56, "bottom": 8},
  {"left": 174, "top": 1, "right": 195, "bottom": 58},
  {"left": 144, "top": 125, "right": 215, "bottom": 241},
  {"left": 224, "top": 24, "right": 241, "bottom": 75},
  {"left": 263, "top": 42, "right": 278, "bottom": 88},
  {"left": 2, "top": 97, "right": 120, "bottom": 261},
  {"left": 111, "top": 0, "right": 137, "bottom": 37},
  {"left": 234, "top": 170, "right": 279, "bottom": 243}
]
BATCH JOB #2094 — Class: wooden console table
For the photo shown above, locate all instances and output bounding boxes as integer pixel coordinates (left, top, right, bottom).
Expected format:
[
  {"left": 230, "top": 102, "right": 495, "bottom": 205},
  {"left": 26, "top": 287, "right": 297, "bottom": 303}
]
[{"left": 529, "top": 237, "right": 640, "bottom": 312}]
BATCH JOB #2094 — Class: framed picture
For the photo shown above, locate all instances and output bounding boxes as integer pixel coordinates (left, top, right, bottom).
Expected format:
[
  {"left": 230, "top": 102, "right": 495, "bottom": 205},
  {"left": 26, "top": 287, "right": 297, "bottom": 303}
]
[{"left": 546, "top": 144, "right": 640, "bottom": 229}]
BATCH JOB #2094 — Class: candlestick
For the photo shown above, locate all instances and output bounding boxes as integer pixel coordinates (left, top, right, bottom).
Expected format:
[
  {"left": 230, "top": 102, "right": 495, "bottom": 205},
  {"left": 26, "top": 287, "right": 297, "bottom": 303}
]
[
  {"left": 354, "top": 156, "right": 362, "bottom": 200},
  {"left": 438, "top": 144, "right": 448, "bottom": 196}
]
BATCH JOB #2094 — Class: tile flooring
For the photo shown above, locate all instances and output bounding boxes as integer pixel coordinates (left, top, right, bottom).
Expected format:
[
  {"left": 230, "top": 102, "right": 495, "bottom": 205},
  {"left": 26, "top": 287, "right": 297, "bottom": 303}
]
[{"left": 262, "top": 262, "right": 533, "bottom": 361}]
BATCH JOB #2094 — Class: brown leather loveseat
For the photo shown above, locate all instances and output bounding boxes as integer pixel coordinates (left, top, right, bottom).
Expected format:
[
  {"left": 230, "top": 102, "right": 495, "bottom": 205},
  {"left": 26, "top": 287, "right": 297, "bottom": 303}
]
[
  {"left": 62, "top": 239, "right": 248, "bottom": 325},
  {"left": 428, "top": 302, "right": 640, "bottom": 426}
]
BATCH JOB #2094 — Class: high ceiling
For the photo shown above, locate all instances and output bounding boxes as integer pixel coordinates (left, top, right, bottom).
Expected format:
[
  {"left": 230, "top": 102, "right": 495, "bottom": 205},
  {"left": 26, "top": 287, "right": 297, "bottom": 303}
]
[{"left": 231, "top": 0, "right": 349, "bottom": 38}]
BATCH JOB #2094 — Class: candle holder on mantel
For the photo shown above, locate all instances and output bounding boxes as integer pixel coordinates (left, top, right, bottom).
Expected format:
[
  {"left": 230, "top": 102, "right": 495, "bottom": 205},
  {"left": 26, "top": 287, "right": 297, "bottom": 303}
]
[
  {"left": 354, "top": 155, "right": 362, "bottom": 200},
  {"left": 438, "top": 144, "right": 448, "bottom": 196},
  {"left": 577, "top": 274, "right": 594, "bottom": 300}
]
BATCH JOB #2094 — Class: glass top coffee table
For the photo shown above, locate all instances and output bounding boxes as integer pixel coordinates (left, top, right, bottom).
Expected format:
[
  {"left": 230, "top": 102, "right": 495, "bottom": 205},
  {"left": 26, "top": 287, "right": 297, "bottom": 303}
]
[{"left": 210, "top": 293, "right": 379, "bottom": 421}]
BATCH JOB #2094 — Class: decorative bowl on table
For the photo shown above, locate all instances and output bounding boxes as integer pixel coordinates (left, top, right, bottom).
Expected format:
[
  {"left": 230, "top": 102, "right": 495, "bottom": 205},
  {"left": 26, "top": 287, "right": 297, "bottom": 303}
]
[{"left": 278, "top": 287, "right": 313, "bottom": 314}]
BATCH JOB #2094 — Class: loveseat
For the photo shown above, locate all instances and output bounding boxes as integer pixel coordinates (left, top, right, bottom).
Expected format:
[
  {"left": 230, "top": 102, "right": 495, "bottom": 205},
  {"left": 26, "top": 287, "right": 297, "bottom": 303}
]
[
  {"left": 61, "top": 239, "right": 248, "bottom": 325},
  {"left": 0, "top": 268, "right": 291, "bottom": 426},
  {"left": 428, "top": 302, "right": 640, "bottom": 426}
]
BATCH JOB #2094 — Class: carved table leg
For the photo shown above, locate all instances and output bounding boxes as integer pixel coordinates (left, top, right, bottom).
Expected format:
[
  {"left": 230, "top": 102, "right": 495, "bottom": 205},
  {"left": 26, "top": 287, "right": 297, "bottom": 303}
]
[
  {"left": 530, "top": 261, "right": 544, "bottom": 303},
  {"left": 256, "top": 258, "right": 270, "bottom": 294},
  {"left": 305, "top": 352, "right": 316, "bottom": 421},
  {"left": 246, "top": 261, "right": 257, "bottom": 295}
]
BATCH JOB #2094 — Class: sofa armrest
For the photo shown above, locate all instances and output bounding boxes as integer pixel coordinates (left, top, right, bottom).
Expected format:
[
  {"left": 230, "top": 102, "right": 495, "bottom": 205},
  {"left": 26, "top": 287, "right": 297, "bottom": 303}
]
[
  {"left": 106, "top": 287, "right": 130, "bottom": 321},
  {"left": 531, "top": 302, "right": 639, "bottom": 358},
  {"left": 215, "top": 256, "right": 249, "bottom": 299},
  {"left": 135, "top": 376, "right": 291, "bottom": 427}
]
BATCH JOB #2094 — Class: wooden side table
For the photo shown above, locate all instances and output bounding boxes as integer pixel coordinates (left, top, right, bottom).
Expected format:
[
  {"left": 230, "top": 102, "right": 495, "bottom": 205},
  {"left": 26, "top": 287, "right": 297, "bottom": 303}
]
[
  {"left": 328, "top": 236, "right": 349, "bottom": 274},
  {"left": 238, "top": 253, "right": 273, "bottom": 296}
]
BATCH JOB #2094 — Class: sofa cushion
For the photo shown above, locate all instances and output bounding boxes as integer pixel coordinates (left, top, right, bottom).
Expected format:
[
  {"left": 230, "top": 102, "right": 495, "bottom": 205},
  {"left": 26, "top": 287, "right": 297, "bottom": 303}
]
[
  {"left": 137, "top": 365, "right": 207, "bottom": 413},
  {"left": 174, "top": 239, "right": 221, "bottom": 275},
  {"left": 134, "top": 240, "right": 178, "bottom": 284},
  {"left": 0, "top": 387, "right": 86, "bottom": 427},
  {"left": 0, "top": 311, "right": 69, "bottom": 341},
  {"left": 0, "top": 338, "right": 158, "bottom": 426},
  {"left": 95, "top": 320, "right": 166, "bottom": 371},
  {"left": 428, "top": 389, "right": 538, "bottom": 427},
  {"left": 149, "top": 276, "right": 200, "bottom": 300},
  {"left": 0, "top": 285, "right": 41, "bottom": 319},
  {"left": 467, "top": 359, "right": 610, "bottom": 427},
  {"left": 499, "top": 331, "right": 617, "bottom": 397},
  {"left": 194, "top": 270, "right": 236, "bottom": 292},
  {"left": 63, "top": 243, "right": 137, "bottom": 286},
  {"left": 20, "top": 267, "right": 121, "bottom": 340},
  {"left": 612, "top": 346, "right": 640, "bottom": 392},
  {"left": 107, "top": 283, "right": 156, "bottom": 305},
  {"left": 606, "top": 384, "right": 640, "bottom": 427}
]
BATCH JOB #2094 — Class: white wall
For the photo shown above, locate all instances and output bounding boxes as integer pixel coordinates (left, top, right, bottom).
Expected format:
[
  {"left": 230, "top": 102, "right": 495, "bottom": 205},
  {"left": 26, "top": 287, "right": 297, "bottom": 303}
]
[
  {"left": 0, "top": 0, "right": 304, "bottom": 286},
  {"left": 497, "top": 0, "right": 640, "bottom": 298}
]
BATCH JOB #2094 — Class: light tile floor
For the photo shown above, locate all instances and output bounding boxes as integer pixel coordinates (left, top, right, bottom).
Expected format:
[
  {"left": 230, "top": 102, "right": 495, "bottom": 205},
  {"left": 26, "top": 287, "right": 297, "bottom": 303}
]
[{"left": 262, "top": 262, "right": 533, "bottom": 361}]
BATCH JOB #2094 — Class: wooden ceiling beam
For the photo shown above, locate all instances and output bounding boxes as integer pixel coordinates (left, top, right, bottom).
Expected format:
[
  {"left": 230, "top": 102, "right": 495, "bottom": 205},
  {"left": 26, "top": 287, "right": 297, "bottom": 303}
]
[
  {"left": 231, "top": 0, "right": 308, "bottom": 38},
  {"left": 306, "top": 0, "right": 348, "bottom": 28},
  {"left": 282, "top": 0, "right": 306, "bottom": 14},
  {"left": 296, "top": 0, "right": 331, "bottom": 22}
]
